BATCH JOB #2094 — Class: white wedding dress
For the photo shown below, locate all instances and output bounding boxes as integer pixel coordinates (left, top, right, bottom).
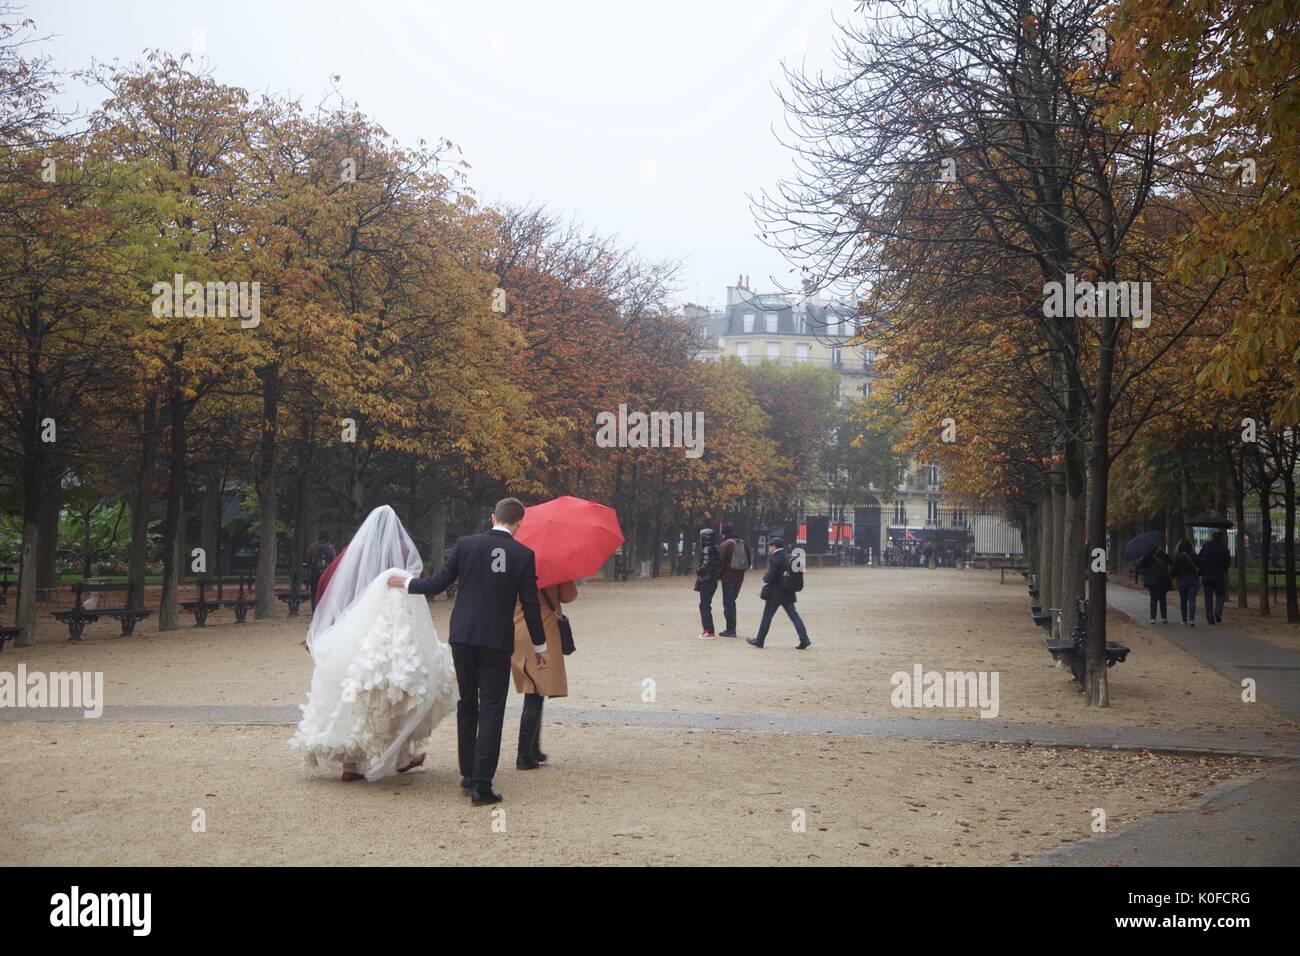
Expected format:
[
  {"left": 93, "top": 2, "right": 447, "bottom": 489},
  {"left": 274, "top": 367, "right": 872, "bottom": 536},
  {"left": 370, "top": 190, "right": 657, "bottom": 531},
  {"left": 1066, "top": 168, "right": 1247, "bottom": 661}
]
[{"left": 289, "top": 506, "right": 457, "bottom": 781}]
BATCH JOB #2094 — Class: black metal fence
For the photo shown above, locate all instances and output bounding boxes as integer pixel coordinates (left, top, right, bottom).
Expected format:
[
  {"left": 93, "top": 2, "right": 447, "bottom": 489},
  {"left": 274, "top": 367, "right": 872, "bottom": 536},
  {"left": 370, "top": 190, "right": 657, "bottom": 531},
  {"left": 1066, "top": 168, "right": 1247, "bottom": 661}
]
[
  {"left": 1212, "top": 510, "right": 1292, "bottom": 561},
  {"left": 771, "top": 507, "right": 1023, "bottom": 567}
]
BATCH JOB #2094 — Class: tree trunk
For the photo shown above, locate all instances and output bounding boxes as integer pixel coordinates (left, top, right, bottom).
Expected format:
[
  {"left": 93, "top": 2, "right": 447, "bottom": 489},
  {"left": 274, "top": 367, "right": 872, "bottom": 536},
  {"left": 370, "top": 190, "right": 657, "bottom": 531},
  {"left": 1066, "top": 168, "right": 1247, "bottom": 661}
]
[
  {"left": 80, "top": 504, "right": 93, "bottom": 577},
  {"left": 1084, "top": 315, "right": 1117, "bottom": 708},
  {"left": 1038, "top": 491, "right": 1055, "bottom": 613},
  {"left": 349, "top": 451, "right": 366, "bottom": 538},
  {"left": 1179, "top": 461, "right": 1192, "bottom": 544},
  {"left": 13, "top": 454, "right": 45, "bottom": 647},
  {"left": 300, "top": 433, "right": 320, "bottom": 563},
  {"left": 292, "top": 455, "right": 308, "bottom": 578},
  {"left": 428, "top": 497, "right": 447, "bottom": 568},
  {"left": 1025, "top": 507, "right": 1039, "bottom": 578},
  {"left": 651, "top": 511, "right": 663, "bottom": 577},
  {"left": 201, "top": 462, "right": 222, "bottom": 578},
  {"left": 254, "top": 365, "right": 280, "bottom": 620},
  {"left": 35, "top": 478, "right": 61, "bottom": 592},
  {"left": 1050, "top": 473, "right": 1066, "bottom": 622},
  {"left": 1258, "top": 481, "right": 1272, "bottom": 616},
  {"left": 1283, "top": 471, "right": 1298, "bottom": 624},
  {"left": 159, "top": 361, "right": 187, "bottom": 632},
  {"left": 1061, "top": 439, "right": 1088, "bottom": 639},
  {"left": 1232, "top": 452, "right": 1248, "bottom": 607},
  {"left": 128, "top": 396, "right": 159, "bottom": 608}
]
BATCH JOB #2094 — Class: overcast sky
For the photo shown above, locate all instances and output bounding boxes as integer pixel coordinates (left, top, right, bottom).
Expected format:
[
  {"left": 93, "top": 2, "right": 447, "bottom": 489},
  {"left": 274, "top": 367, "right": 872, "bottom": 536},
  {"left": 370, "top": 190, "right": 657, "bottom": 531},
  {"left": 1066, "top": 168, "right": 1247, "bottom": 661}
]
[{"left": 27, "top": 0, "right": 846, "bottom": 310}]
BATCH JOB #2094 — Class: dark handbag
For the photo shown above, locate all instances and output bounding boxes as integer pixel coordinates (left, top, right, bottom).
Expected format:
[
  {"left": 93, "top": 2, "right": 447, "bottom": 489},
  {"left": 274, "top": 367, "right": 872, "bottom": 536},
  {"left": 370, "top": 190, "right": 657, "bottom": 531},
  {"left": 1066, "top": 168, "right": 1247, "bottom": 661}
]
[
  {"left": 760, "top": 583, "right": 771, "bottom": 601},
  {"left": 541, "top": 588, "right": 575, "bottom": 656}
]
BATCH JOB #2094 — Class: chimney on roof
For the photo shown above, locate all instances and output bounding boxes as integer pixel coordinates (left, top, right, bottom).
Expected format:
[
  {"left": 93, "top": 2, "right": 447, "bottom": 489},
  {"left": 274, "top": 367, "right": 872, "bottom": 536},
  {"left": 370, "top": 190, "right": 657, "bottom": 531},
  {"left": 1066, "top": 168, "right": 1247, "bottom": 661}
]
[{"left": 727, "top": 273, "right": 751, "bottom": 306}]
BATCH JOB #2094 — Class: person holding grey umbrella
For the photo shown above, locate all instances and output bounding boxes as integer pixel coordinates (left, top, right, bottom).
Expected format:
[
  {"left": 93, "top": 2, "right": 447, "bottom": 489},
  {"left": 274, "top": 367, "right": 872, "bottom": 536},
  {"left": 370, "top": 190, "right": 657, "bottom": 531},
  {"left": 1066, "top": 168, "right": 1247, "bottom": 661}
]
[
  {"left": 1136, "top": 539, "right": 1172, "bottom": 624},
  {"left": 1198, "top": 530, "right": 1232, "bottom": 624}
]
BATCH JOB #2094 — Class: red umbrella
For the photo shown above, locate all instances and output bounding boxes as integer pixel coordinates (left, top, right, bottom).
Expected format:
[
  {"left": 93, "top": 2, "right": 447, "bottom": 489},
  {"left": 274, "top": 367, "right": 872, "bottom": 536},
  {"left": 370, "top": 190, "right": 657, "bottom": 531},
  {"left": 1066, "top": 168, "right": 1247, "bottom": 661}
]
[
  {"left": 515, "top": 496, "right": 625, "bottom": 588},
  {"left": 315, "top": 544, "right": 347, "bottom": 603}
]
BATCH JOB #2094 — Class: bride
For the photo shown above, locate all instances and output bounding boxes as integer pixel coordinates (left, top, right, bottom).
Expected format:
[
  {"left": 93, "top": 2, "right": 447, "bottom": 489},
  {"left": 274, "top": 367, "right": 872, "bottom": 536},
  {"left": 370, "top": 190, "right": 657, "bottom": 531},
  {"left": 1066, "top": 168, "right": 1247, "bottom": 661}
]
[{"left": 289, "top": 505, "right": 457, "bottom": 782}]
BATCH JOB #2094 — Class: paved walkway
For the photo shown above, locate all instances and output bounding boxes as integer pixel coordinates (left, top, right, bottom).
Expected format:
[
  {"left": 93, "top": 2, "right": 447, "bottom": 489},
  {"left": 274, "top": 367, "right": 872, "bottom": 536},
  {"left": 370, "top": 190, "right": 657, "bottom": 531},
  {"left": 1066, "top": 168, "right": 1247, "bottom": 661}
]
[
  {"left": 4, "top": 702, "right": 1297, "bottom": 758},
  {"left": 1107, "top": 584, "right": 1300, "bottom": 722},
  {"left": 1022, "top": 585, "right": 1300, "bottom": 866},
  {"left": 1024, "top": 760, "right": 1300, "bottom": 866}
]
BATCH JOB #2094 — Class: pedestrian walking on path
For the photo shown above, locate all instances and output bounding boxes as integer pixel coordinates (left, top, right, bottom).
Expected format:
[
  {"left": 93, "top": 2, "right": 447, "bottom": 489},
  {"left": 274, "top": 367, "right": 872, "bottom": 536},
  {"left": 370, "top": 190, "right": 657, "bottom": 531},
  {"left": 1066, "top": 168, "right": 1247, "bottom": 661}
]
[
  {"left": 1198, "top": 530, "right": 1232, "bottom": 624},
  {"left": 747, "top": 537, "right": 810, "bottom": 649},
  {"left": 717, "top": 522, "right": 750, "bottom": 637},
  {"left": 1172, "top": 539, "right": 1201, "bottom": 626},
  {"left": 1136, "top": 540, "right": 1172, "bottom": 624}
]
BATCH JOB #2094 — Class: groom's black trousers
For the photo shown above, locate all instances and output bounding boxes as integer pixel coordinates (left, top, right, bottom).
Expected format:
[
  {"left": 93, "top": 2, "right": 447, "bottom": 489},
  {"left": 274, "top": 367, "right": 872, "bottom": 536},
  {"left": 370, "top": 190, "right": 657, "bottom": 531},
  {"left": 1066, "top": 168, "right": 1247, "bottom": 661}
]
[{"left": 451, "top": 643, "right": 512, "bottom": 788}]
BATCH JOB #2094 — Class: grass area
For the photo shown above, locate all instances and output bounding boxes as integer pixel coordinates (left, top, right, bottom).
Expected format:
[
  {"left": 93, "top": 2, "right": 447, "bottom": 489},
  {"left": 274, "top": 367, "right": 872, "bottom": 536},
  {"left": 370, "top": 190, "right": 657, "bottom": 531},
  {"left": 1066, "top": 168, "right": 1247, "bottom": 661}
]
[{"left": 1235, "top": 561, "right": 1299, "bottom": 590}]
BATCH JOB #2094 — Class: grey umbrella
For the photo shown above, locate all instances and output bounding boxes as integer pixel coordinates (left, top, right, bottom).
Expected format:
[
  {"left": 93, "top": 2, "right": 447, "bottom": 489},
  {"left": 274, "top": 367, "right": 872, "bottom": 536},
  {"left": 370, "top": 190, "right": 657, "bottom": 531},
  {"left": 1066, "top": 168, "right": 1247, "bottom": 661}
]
[{"left": 1123, "top": 530, "right": 1162, "bottom": 563}]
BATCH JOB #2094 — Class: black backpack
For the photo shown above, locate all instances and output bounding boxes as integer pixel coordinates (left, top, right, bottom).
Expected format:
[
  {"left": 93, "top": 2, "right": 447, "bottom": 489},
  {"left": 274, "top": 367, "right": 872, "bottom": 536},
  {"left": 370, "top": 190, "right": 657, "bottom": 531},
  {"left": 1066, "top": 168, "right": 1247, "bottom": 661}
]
[
  {"left": 780, "top": 553, "right": 804, "bottom": 593},
  {"left": 312, "top": 543, "right": 335, "bottom": 574}
]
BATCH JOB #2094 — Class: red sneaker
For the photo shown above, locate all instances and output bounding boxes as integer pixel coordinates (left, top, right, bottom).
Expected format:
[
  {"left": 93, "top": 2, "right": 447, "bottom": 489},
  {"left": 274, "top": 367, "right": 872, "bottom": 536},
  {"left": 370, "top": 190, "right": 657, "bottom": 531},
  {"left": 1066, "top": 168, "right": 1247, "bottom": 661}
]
[{"left": 397, "top": 752, "right": 426, "bottom": 773}]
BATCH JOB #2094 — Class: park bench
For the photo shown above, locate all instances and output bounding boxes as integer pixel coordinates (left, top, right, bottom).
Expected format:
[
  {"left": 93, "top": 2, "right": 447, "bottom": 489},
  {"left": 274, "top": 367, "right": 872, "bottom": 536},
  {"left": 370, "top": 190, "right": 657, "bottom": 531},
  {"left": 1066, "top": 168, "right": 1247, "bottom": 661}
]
[
  {"left": 213, "top": 576, "right": 257, "bottom": 623},
  {"left": 0, "top": 626, "right": 19, "bottom": 652},
  {"left": 181, "top": 576, "right": 223, "bottom": 626},
  {"left": 1044, "top": 597, "right": 1130, "bottom": 686},
  {"left": 52, "top": 581, "right": 152, "bottom": 641},
  {"left": 183, "top": 576, "right": 258, "bottom": 625},
  {"left": 1025, "top": 574, "right": 1053, "bottom": 627},
  {"left": 999, "top": 563, "right": 1030, "bottom": 584},
  {"left": 276, "top": 578, "right": 311, "bottom": 616},
  {"left": 220, "top": 576, "right": 257, "bottom": 623}
]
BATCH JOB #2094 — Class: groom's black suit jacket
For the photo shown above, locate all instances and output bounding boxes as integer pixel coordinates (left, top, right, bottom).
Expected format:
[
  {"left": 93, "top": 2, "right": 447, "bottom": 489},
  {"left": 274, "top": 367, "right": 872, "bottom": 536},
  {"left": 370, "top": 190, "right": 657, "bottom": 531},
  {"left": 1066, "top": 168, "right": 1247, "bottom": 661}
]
[{"left": 407, "top": 529, "right": 547, "bottom": 653}]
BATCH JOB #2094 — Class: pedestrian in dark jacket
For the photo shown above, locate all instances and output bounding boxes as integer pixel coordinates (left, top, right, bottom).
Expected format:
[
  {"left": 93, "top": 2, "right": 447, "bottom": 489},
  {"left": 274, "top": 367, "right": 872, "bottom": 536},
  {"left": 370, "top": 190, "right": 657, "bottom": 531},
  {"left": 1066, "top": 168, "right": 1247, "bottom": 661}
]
[
  {"left": 1172, "top": 539, "right": 1201, "bottom": 626},
  {"left": 1198, "top": 531, "right": 1232, "bottom": 624},
  {"left": 695, "top": 527, "right": 722, "bottom": 639},
  {"left": 1137, "top": 543, "right": 1172, "bottom": 624},
  {"left": 746, "top": 538, "right": 811, "bottom": 650},
  {"left": 717, "top": 522, "right": 751, "bottom": 637}
]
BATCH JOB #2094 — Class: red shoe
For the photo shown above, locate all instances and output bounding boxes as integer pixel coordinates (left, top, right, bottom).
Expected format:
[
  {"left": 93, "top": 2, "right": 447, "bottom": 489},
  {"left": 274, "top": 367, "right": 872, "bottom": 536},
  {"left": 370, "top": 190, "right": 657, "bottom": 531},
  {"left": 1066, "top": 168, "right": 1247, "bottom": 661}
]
[
  {"left": 397, "top": 752, "right": 426, "bottom": 773},
  {"left": 340, "top": 770, "right": 365, "bottom": 782}
]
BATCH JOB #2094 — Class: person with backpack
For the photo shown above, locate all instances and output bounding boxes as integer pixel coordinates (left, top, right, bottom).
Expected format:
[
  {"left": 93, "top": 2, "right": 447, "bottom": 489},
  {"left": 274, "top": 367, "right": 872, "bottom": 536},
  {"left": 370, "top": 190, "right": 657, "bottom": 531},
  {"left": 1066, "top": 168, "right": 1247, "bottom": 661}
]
[
  {"left": 1172, "top": 539, "right": 1201, "bottom": 626},
  {"left": 307, "top": 531, "right": 337, "bottom": 611},
  {"left": 694, "top": 527, "right": 723, "bottom": 639},
  {"left": 746, "top": 537, "right": 811, "bottom": 650},
  {"left": 717, "top": 522, "right": 751, "bottom": 637}
]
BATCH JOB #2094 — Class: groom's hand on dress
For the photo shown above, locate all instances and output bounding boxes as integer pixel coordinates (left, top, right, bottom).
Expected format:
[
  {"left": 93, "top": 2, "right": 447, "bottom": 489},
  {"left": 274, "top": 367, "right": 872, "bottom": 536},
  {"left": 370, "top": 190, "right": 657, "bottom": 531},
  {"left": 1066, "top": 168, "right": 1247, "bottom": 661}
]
[
  {"left": 535, "top": 650, "right": 550, "bottom": 669},
  {"left": 387, "top": 574, "right": 407, "bottom": 589}
]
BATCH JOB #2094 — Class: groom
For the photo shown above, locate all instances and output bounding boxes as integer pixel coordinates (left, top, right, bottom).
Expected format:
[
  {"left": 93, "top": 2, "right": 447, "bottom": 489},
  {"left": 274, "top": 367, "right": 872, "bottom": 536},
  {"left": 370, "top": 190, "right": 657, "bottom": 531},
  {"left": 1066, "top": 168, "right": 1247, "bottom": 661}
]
[{"left": 389, "top": 497, "right": 548, "bottom": 805}]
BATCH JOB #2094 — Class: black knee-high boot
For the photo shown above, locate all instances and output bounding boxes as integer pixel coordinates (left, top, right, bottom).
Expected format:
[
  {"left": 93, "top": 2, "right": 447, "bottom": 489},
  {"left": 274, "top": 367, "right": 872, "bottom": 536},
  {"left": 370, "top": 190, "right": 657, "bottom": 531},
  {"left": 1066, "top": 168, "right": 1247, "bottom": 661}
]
[
  {"left": 531, "top": 694, "right": 547, "bottom": 763},
  {"left": 516, "top": 694, "right": 542, "bottom": 770}
]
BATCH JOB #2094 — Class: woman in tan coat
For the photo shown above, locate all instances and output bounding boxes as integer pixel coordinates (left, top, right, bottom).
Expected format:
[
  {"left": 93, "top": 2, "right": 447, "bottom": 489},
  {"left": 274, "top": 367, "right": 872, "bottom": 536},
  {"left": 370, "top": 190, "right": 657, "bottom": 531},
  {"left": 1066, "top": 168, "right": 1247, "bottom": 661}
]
[{"left": 512, "top": 580, "right": 577, "bottom": 769}]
